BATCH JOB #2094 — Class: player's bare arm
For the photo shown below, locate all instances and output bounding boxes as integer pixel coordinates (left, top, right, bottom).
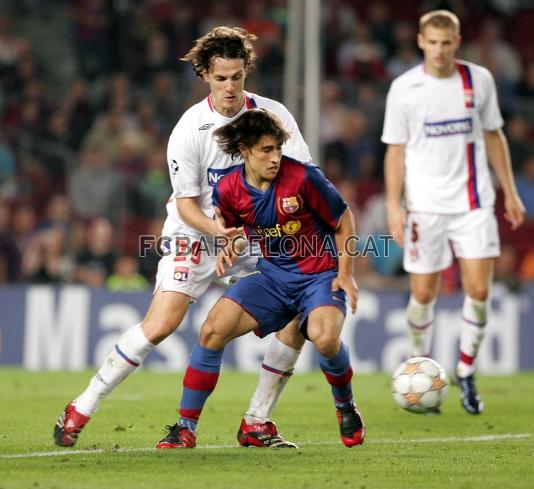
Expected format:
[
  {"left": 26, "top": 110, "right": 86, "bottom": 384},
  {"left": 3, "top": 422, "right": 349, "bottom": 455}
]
[
  {"left": 213, "top": 205, "right": 244, "bottom": 238},
  {"left": 483, "top": 129, "right": 526, "bottom": 230},
  {"left": 384, "top": 144, "right": 406, "bottom": 245},
  {"left": 332, "top": 208, "right": 358, "bottom": 314},
  {"left": 176, "top": 197, "right": 242, "bottom": 237}
]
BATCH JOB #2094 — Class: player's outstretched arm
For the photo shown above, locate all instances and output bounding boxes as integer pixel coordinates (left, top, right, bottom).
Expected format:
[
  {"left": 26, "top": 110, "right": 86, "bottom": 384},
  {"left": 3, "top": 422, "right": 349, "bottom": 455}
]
[
  {"left": 332, "top": 208, "right": 359, "bottom": 314},
  {"left": 384, "top": 144, "right": 407, "bottom": 245},
  {"left": 177, "top": 197, "right": 243, "bottom": 237},
  {"left": 484, "top": 129, "right": 525, "bottom": 230}
]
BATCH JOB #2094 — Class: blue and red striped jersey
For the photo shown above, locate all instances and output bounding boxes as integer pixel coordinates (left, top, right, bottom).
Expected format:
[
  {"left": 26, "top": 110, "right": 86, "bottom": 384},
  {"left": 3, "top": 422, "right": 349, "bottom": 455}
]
[{"left": 212, "top": 156, "right": 347, "bottom": 273}]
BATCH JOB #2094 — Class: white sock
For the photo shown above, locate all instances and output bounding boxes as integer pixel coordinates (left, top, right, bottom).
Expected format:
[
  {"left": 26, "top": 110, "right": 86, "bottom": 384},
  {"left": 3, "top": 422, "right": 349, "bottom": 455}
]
[
  {"left": 457, "top": 295, "right": 487, "bottom": 377},
  {"left": 245, "top": 336, "right": 301, "bottom": 424},
  {"left": 74, "top": 324, "right": 154, "bottom": 416},
  {"left": 407, "top": 295, "right": 435, "bottom": 357}
]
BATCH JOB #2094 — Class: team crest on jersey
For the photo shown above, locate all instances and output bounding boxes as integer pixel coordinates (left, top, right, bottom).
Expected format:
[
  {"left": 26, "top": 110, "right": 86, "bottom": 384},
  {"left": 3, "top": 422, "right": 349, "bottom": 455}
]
[
  {"left": 282, "top": 220, "right": 301, "bottom": 235},
  {"left": 173, "top": 266, "right": 189, "bottom": 282},
  {"left": 278, "top": 196, "right": 301, "bottom": 215}
]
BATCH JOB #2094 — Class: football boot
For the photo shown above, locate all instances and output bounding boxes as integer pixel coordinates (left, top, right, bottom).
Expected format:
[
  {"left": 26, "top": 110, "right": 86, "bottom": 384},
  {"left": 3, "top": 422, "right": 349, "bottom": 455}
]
[
  {"left": 54, "top": 402, "right": 91, "bottom": 447},
  {"left": 457, "top": 373, "right": 484, "bottom": 414},
  {"left": 237, "top": 418, "right": 298, "bottom": 448},
  {"left": 156, "top": 423, "right": 196, "bottom": 449},
  {"left": 336, "top": 402, "right": 365, "bottom": 447}
]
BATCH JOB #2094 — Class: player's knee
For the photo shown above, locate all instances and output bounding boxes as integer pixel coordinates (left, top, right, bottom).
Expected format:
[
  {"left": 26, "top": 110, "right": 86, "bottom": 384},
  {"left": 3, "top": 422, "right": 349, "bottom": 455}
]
[
  {"left": 141, "top": 317, "right": 178, "bottom": 344},
  {"left": 199, "top": 317, "right": 228, "bottom": 350},
  {"left": 276, "top": 323, "right": 305, "bottom": 350},
  {"left": 411, "top": 288, "right": 436, "bottom": 305},
  {"left": 312, "top": 332, "right": 340, "bottom": 358},
  {"left": 465, "top": 285, "right": 489, "bottom": 302}
]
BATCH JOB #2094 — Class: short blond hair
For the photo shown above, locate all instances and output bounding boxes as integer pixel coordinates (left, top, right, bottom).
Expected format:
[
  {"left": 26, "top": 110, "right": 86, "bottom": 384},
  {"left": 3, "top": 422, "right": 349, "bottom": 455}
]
[
  {"left": 419, "top": 10, "right": 460, "bottom": 35},
  {"left": 181, "top": 26, "right": 257, "bottom": 77}
]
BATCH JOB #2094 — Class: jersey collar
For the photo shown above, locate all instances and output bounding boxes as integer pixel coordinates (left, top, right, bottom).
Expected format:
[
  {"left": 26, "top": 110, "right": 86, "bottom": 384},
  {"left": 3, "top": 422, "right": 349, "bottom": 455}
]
[{"left": 206, "top": 92, "right": 258, "bottom": 118}]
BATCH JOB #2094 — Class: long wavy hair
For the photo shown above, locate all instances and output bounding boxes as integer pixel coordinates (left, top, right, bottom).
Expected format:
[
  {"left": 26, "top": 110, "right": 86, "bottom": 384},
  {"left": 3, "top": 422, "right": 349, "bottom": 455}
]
[{"left": 181, "top": 26, "right": 258, "bottom": 77}]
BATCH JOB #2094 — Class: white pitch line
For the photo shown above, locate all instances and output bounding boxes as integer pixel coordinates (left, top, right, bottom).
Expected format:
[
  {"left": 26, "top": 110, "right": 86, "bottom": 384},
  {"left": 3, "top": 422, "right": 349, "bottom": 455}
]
[
  {"left": 0, "top": 433, "right": 530, "bottom": 459},
  {"left": 364, "top": 433, "right": 531, "bottom": 444}
]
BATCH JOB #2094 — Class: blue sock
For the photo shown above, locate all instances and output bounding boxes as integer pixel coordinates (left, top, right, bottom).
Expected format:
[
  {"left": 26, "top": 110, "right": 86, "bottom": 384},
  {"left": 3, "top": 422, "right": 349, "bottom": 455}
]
[
  {"left": 319, "top": 342, "right": 354, "bottom": 408},
  {"left": 179, "top": 343, "right": 224, "bottom": 431}
]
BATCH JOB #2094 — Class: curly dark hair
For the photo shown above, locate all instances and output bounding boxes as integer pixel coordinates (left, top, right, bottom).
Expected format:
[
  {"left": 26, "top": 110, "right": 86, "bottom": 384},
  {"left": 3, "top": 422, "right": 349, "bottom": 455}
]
[
  {"left": 181, "top": 26, "right": 257, "bottom": 77},
  {"left": 214, "top": 109, "right": 290, "bottom": 159}
]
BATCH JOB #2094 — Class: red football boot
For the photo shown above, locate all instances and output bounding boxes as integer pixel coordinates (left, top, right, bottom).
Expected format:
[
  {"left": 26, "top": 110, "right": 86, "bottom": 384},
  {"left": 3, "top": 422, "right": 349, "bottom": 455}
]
[
  {"left": 237, "top": 418, "right": 298, "bottom": 448},
  {"left": 54, "top": 402, "right": 91, "bottom": 447},
  {"left": 156, "top": 424, "right": 196, "bottom": 449},
  {"left": 336, "top": 403, "right": 365, "bottom": 447}
]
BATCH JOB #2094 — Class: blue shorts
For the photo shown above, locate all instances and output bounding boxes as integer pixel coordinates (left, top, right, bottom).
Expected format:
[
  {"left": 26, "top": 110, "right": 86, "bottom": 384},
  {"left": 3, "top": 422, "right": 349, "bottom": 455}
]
[{"left": 223, "top": 259, "right": 346, "bottom": 338}]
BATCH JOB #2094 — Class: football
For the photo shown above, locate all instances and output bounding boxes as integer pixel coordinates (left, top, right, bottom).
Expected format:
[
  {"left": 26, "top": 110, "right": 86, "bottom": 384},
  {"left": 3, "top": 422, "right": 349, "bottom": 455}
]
[{"left": 391, "top": 357, "right": 449, "bottom": 414}]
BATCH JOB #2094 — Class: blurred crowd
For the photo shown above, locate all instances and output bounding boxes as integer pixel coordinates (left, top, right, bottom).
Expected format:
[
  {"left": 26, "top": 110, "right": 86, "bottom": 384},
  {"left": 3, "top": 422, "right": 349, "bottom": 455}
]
[{"left": 0, "top": 0, "right": 533, "bottom": 292}]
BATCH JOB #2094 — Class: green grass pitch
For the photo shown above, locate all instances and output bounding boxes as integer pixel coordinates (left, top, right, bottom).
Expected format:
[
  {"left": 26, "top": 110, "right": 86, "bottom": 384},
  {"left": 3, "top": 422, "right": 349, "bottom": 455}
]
[{"left": 1, "top": 369, "right": 533, "bottom": 489}]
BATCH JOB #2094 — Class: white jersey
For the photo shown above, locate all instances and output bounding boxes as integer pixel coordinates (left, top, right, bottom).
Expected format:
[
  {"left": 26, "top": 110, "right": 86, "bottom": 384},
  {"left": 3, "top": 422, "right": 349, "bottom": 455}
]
[
  {"left": 381, "top": 60, "right": 504, "bottom": 214},
  {"left": 163, "top": 91, "right": 311, "bottom": 239}
]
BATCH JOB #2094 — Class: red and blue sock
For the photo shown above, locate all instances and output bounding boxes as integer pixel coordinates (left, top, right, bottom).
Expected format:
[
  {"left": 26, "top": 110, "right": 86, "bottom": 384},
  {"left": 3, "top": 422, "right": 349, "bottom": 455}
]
[
  {"left": 179, "top": 344, "right": 224, "bottom": 432},
  {"left": 319, "top": 342, "right": 354, "bottom": 409}
]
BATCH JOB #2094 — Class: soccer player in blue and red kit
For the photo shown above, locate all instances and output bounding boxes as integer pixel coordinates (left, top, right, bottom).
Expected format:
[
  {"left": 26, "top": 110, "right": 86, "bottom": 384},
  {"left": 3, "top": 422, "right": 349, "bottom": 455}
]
[{"left": 158, "top": 108, "right": 365, "bottom": 448}]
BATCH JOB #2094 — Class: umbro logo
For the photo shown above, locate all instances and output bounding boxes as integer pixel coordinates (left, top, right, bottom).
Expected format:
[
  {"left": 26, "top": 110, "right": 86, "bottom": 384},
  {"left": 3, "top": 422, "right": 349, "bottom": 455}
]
[{"left": 199, "top": 123, "right": 214, "bottom": 130}]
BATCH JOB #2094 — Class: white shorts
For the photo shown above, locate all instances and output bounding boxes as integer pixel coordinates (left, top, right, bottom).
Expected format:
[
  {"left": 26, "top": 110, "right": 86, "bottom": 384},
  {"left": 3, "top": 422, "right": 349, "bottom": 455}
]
[
  {"left": 403, "top": 207, "right": 500, "bottom": 274},
  {"left": 154, "top": 235, "right": 259, "bottom": 301}
]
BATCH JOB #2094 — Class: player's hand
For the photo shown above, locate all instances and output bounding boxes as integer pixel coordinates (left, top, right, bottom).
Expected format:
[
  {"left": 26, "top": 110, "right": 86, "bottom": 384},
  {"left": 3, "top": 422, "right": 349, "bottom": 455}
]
[
  {"left": 216, "top": 240, "right": 234, "bottom": 277},
  {"left": 331, "top": 275, "right": 359, "bottom": 314},
  {"left": 386, "top": 204, "right": 406, "bottom": 246},
  {"left": 504, "top": 193, "right": 526, "bottom": 230},
  {"left": 214, "top": 207, "right": 243, "bottom": 238}
]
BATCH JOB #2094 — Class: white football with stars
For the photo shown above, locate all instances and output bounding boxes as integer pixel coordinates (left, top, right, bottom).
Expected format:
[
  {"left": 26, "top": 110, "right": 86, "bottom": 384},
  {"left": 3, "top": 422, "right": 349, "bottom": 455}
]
[{"left": 391, "top": 357, "right": 449, "bottom": 414}]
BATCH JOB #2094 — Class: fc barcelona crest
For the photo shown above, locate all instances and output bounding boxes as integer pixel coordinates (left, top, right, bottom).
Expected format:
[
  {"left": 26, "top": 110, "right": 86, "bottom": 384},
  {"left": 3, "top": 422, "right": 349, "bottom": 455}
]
[{"left": 279, "top": 196, "right": 301, "bottom": 215}]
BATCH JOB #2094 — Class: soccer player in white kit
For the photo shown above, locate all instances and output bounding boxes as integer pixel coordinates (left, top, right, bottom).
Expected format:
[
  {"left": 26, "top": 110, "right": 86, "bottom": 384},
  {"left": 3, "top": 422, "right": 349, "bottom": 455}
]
[
  {"left": 382, "top": 11, "right": 525, "bottom": 414},
  {"left": 54, "top": 27, "right": 308, "bottom": 448}
]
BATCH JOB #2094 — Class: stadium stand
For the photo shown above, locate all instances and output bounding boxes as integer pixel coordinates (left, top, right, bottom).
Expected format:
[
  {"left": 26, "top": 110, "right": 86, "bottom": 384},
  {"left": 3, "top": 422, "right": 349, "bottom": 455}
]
[{"left": 0, "top": 0, "right": 532, "bottom": 290}]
